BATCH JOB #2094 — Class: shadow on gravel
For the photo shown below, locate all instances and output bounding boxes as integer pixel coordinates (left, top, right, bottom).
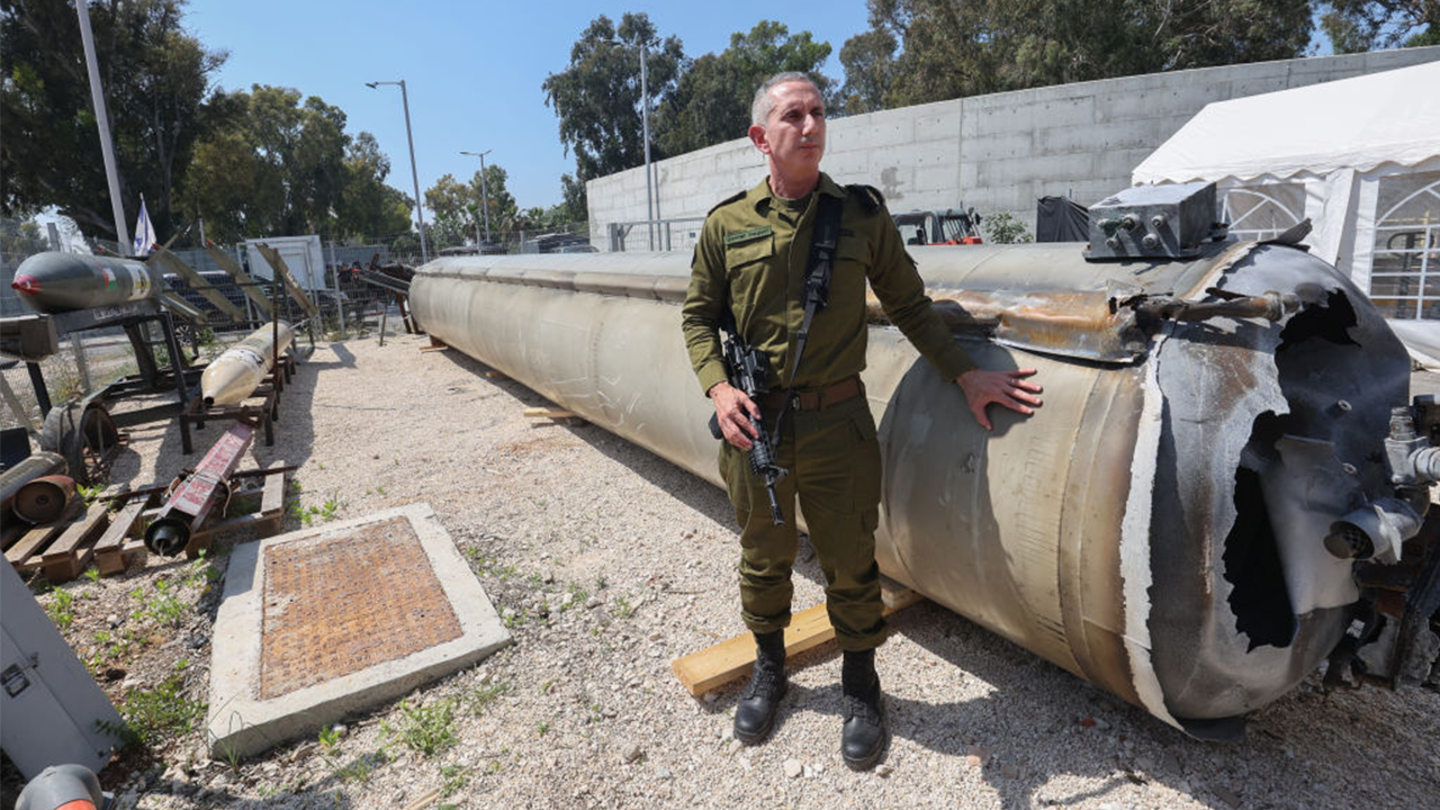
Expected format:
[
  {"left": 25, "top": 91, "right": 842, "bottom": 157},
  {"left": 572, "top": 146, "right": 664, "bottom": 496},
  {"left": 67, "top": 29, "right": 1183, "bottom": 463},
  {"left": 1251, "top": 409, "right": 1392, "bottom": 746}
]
[{"left": 148, "top": 353, "right": 319, "bottom": 478}]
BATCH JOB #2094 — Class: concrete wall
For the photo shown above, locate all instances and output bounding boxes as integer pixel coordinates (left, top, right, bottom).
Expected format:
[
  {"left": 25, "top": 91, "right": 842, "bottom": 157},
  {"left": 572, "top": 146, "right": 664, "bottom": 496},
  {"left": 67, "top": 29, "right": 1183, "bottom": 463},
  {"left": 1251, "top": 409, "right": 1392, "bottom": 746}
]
[{"left": 588, "top": 46, "right": 1440, "bottom": 248}]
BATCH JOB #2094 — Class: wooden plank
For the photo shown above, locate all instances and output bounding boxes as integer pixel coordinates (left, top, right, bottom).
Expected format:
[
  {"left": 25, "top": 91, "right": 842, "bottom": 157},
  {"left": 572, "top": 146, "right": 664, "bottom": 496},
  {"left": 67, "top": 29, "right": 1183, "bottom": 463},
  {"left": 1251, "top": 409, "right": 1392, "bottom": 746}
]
[
  {"left": 38, "top": 503, "right": 111, "bottom": 582},
  {"left": 6, "top": 522, "right": 68, "bottom": 567},
  {"left": 93, "top": 499, "right": 150, "bottom": 575},
  {"left": 5, "top": 501, "right": 82, "bottom": 566},
  {"left": 484, "top": 370, "right": 508, "bottom": 379},
  {"left": 524, "top": 407, "right": 577, "bottom": 420},
  {"left": 260, "top": 466, "right": 287, "bottom": 516},
  {"left": 670, "top": 578, "right": 925, "bottom": 697},
  {"left": 418, "top": 345, "right": 450, "bottom": 353}
]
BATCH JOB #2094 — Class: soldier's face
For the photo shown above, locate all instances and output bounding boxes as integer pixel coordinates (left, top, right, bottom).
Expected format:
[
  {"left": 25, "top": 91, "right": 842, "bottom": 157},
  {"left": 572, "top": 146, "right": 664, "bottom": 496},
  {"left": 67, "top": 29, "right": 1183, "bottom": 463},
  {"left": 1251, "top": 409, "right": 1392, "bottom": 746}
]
[{"left": 751, "top": 81, "right": 826, "bottom": 178}]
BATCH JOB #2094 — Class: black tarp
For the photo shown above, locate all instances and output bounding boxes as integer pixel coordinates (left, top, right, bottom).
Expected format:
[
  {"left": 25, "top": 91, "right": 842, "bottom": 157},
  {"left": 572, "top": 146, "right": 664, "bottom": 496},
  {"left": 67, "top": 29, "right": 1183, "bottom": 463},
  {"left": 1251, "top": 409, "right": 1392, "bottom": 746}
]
[{"left": 1036, "top": 196, "right": 1090, "bottom": 242}]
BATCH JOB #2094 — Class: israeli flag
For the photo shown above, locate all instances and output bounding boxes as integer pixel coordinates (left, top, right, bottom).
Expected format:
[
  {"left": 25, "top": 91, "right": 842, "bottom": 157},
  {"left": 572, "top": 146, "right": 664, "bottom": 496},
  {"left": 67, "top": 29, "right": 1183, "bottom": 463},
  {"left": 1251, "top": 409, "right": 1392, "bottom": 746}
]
[{"left": 132, "top": 195, "right": 156, "bottom": 256}]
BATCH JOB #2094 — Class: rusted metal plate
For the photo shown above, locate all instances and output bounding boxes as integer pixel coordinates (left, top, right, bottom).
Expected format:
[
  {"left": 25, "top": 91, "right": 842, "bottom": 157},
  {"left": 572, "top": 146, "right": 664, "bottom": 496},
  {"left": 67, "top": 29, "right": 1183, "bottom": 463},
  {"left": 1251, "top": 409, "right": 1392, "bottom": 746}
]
[{"left": 258, "top": 516, "right": 463, "bottom": 700}]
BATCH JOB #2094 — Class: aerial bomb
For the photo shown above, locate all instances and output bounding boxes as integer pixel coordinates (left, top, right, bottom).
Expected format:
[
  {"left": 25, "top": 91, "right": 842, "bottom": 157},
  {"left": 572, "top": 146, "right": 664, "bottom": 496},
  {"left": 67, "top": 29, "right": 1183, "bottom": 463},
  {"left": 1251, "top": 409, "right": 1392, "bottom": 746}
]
[
  {"left": 10, "top": 252, "right": 161, "bottom": 314},
  {"left": 199, "top": 321, "right": 294, "bottom": 406}
]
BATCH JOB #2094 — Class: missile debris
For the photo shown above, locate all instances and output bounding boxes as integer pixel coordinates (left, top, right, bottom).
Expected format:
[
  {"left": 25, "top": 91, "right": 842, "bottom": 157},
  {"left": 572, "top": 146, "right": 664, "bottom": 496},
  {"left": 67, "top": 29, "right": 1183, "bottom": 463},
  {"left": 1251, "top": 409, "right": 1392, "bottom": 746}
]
[
  {"left": 145, "top": 422, "right": 254, "bottom": 556},
  {"left": 11, "top": 252, "right": 160, "bottom": 314},
  {"left": 200, "top": 321, "right": 294, "bottom": 407},
  {"left": 409, "top": 192, "right": 1438, "bottom": 736},
  {"left": 11, "top": 475, "right": 76, "bottom": 524}
]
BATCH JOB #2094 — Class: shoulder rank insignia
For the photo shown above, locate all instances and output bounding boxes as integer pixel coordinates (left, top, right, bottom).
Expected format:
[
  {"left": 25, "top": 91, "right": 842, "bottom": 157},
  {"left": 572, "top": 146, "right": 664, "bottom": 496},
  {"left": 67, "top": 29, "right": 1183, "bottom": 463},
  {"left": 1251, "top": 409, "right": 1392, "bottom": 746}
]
[
  {"left": 707, "top": 189, "right": 747, "bottom": 215},
  {"left": 723, "top": 226, "right": 772, "bottom": 246},
  {"left": 847, "top": 184, "right": 884, "bottom": 214}
]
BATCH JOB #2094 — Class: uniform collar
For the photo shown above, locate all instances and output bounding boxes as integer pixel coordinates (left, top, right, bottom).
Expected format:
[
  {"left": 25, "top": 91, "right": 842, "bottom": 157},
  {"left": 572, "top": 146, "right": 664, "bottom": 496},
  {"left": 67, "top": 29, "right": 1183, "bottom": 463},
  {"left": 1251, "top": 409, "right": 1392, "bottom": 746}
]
[{"left": 747, "top": 172, "right": 845, "bottom": 214}]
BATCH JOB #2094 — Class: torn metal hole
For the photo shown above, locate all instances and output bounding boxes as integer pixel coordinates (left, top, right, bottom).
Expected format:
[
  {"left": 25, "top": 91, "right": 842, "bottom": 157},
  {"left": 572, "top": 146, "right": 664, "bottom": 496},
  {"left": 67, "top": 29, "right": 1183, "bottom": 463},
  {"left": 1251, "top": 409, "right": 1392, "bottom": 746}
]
[{"left": 1225, "top": 466, "right": 1299, "bottom": 651}]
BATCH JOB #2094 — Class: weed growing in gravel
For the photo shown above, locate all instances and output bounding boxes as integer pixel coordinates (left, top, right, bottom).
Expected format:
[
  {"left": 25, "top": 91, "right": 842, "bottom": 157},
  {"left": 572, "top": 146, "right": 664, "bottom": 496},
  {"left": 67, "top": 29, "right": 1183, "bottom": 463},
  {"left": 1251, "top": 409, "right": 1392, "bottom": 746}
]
[
  {"left": 385, "top": 698, "right": 458, "bottom": 757},
  {"left": 468, "top": 680, "right": 512, "bottom": 715},
  {"left": 107, "top": 664, "right": 207, "bottom": 747},
  {"left": 75, "top": 482, "right": 104, "bottom": 506},
  {"left": 136, "top": 578, "right": 186, "bottom": 626},
  {"left": 463, "top": 546, "right": 517, "bottom": 580},
  {"left": 45, "top": 588, "right": 78, "bottom": 629},
  {"left": 440, "top": 764, "right": 472, "bottom": 797},
  {"left": 595, "top": 574, "right": 608, "bottom": 590},
  {"left": 563, "top": 582, "right": 590, "bottom": 610},
  {"left": 536, "top": 721, "right": 550, "bottom": 736},
  {"left": 612, "top": 594, "right": 636, "bottom": 619},
  {"left": 83, "top": 566, "right": 101, "bottom": 584}
]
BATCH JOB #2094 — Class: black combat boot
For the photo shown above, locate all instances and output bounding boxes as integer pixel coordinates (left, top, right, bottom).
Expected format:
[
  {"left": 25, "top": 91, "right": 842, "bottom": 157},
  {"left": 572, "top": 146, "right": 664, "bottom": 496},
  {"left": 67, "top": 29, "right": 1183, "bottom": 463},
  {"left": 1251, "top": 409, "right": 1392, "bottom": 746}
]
[
  {"left": 840, "top": 648, "right": 887, "bottom": 770},
  {"left": 734, "top": 630, "right": 787, "bottom": 744}
]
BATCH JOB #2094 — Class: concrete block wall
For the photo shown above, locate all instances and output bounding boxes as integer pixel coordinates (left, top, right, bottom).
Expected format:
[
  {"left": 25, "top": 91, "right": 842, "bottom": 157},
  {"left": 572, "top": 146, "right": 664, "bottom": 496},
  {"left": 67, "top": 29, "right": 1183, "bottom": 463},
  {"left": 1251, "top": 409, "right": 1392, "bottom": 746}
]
[{"left": 587, "top": 46, "right": 1439, "bottom": 248}]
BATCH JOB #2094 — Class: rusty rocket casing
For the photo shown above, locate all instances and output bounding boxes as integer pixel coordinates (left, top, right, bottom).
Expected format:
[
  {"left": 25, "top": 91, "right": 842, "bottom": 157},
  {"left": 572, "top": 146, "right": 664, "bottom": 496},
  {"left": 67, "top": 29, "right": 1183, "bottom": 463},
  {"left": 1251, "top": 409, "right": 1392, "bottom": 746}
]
[
  {"left": 0, "top": 451, "right": 68, "bottom": 524},
  {"left": 199, "top": 321, "right": 294, "bottom": 406},
  {"left": 409, "top": 239, "right": 1433, "bottom": 735},
  {"left": 145, "top": 422, "right": 254, "bottom": 555},
  {"left": 11, "top": 475, "right": 76, "bottom": 524},
  {"left": 11, "top": 252, "right": 162, "bottom": 314}
]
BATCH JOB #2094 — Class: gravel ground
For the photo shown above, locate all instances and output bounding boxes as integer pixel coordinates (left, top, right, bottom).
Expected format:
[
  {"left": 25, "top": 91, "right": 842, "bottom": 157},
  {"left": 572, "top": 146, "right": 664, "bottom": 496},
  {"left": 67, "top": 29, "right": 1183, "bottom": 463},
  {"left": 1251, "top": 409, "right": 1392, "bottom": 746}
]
[{"left": 7, "top": 326, "right": 1440, "bottom": 810}]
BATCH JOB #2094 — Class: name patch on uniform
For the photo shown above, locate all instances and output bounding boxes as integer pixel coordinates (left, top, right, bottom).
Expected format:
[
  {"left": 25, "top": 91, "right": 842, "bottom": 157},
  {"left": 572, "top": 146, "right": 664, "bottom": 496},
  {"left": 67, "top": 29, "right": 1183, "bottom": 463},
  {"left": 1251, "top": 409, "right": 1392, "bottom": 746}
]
[{"left": 723, "top": 226, "right": 772, "bottom": 246}]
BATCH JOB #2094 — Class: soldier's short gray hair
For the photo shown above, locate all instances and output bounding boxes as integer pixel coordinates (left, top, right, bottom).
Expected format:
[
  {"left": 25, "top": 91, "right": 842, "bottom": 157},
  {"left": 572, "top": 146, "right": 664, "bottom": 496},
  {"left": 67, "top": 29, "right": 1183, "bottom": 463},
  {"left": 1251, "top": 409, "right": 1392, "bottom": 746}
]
[{"left": 750, "top": 72, "right": 820, "bottom": 127}]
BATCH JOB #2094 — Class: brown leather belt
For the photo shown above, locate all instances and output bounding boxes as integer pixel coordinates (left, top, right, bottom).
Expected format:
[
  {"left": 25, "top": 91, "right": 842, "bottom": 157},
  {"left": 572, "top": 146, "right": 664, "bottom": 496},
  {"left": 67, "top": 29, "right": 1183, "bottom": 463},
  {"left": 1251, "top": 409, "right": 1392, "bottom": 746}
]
[{"left": 760, "top": 375, "right": 862, "bottom": 412}]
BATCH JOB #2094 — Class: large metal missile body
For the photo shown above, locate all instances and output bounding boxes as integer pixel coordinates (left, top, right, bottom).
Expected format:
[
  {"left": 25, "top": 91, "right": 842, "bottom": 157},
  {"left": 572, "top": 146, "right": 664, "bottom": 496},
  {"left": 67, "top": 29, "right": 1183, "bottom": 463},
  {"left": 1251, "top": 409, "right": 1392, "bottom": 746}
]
[
  {"left": 200, "top": 321, "right": 294, "bottom": 406},
  {"left": 409, "top": 240, "right": 1435, "bottom": 734},
  {"left": 11, "top": 252, "right": 162, "bottom": 313}
]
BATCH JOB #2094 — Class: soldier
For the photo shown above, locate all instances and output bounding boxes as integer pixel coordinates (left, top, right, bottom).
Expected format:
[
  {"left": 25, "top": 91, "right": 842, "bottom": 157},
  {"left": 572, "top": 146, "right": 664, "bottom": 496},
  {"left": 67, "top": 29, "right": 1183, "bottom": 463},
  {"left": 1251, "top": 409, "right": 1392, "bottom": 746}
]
[{"left": 681, "top": 72, "right": 1043, "bottom": 770}]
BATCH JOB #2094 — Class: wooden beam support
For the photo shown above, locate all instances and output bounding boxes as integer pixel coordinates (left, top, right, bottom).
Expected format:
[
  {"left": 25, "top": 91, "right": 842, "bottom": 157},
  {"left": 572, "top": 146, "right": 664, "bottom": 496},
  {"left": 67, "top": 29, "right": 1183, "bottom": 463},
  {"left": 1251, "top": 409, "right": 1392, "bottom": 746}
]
[
  {"left": 670, "top": 578, "right": 924, "bottom": 696},
  {"left": 524, "top": 407, "right": 578, "bottom": 420}
]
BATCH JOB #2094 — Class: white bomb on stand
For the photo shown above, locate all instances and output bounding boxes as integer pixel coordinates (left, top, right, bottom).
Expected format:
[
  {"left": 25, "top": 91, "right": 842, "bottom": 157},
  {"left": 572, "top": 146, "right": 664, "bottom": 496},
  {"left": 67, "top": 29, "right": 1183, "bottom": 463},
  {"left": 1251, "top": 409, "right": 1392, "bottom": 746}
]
[{"left": 199, "top": 321, "right": 294, "bottom": 406}]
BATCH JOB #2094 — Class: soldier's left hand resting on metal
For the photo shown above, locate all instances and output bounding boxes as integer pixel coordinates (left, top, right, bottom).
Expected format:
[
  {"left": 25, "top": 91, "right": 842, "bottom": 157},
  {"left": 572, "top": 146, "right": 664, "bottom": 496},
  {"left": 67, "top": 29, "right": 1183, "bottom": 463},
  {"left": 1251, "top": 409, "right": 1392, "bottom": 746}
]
[{"left": 956, "top": 368, "right": 1043, "bottom": 430}]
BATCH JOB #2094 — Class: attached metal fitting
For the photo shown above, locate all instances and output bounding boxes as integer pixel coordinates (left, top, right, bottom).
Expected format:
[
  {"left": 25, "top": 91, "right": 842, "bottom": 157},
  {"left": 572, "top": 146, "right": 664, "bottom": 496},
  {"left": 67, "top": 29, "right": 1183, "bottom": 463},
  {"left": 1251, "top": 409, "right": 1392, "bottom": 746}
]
[
  {"left": 1324, "top": 498, "right": 1423, "bottom": 564},
  {"left": 1385, "top": 406, "right": 1440, "bottom": 486}
]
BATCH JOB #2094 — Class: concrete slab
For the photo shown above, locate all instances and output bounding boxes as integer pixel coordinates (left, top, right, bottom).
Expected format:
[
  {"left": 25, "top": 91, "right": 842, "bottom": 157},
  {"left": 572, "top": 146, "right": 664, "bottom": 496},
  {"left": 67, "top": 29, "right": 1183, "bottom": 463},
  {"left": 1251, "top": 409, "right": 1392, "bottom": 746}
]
[{"left": 207, "top": 502, "right": 509, "bottom": 759}]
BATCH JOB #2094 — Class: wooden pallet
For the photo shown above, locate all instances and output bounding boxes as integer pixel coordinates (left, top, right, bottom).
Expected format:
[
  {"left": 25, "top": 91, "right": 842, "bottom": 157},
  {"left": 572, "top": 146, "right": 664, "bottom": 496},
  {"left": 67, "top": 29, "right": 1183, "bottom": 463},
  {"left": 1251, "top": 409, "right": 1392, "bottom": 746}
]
[
  {"left": 670, "top": 577, "right": 925, "bottom": 696},
  {"left": 176, "top": 463, "right": 288, "bottom": 558},
  {"left": 6, "top": 501, "right": 114, "bottom": 583}
]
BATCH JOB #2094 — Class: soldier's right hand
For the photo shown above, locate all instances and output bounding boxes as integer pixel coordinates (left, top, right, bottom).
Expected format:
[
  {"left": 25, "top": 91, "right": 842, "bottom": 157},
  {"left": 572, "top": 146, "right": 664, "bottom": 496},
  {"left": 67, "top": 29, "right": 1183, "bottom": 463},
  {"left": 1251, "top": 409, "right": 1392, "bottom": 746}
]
[{"left": 709, "top": 381, "right": 761, "bottom": 450}]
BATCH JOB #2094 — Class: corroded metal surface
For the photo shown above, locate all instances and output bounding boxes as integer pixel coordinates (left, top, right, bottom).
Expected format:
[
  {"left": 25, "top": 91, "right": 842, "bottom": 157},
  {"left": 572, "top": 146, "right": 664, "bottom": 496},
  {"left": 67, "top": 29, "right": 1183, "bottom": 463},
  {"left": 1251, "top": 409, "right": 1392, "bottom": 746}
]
[{"left": 259, "top": 516, "right": 462, "bottom": 699}]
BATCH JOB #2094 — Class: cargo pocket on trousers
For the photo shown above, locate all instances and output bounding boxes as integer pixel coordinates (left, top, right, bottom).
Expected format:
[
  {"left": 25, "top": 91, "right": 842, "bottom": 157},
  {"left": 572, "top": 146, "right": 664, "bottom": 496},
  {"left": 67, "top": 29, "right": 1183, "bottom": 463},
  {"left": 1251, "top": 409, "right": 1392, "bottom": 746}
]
[{"left": 850, "top": 408, "right": 882, "bottom": 526}]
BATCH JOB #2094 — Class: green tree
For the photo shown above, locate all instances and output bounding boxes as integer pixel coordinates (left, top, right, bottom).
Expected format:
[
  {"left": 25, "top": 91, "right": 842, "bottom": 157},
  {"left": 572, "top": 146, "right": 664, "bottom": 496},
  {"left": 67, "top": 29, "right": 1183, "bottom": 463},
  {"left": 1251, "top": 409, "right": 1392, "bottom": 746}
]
[
  {"left": 542, "top": 13, "right": 685, "bottom": 185},
  {"left": 1319, "top": 1, "right": 1439, "bottom": 52},
  {"left": 837, "top": 28, "right": 899, "bottom": 115},
  {"left": 424, "top": 164, "right": 517, "bottom": 246},
  {"left": 0, "top": 218, "right": 48, "bottom": 256},
  {"left": 178, "top": 85, "right": 365, "bottom": 242},
  {"left": 1, "top": 0, "right": 224, "bottom": 241},
  {"left": 337, "top": 132, "right": 412, "bottom": 242},
  {"left": 847, "top": 0, "right": 1314, "bottom": 108},
  {"left": 559, "top": 173, "right": 588, "bottom": 225},
  {"left": 653, "top": 21, "right": 833, "bottom": 156}
]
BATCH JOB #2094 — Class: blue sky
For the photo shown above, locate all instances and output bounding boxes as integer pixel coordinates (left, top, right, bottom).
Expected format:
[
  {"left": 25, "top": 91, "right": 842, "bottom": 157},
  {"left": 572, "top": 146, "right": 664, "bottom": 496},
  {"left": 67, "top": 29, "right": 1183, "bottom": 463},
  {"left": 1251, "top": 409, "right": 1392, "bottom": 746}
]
[{"left": 184, "top": 1, "right": 874, "bottom": 212}]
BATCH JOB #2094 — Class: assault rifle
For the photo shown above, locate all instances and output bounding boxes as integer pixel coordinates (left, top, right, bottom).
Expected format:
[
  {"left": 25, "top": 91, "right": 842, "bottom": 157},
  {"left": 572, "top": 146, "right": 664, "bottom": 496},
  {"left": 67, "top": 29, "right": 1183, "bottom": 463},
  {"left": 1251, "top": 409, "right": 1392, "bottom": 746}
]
[{"left": 707, "top": 311, "right": 788, "bottom": 525}]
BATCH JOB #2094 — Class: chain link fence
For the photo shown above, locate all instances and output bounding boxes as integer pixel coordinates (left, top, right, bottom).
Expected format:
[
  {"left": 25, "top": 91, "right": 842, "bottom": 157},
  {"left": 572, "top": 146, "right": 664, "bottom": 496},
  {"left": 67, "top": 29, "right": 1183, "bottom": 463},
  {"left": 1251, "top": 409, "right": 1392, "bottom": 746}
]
[{"left": 607, "top": 218, "right": 706, "bottom": 253}]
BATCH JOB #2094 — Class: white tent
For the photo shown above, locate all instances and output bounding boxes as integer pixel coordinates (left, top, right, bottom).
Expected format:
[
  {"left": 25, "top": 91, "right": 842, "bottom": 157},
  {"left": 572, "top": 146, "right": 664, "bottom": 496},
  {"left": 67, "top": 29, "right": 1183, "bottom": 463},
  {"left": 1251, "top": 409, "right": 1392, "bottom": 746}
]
[{"left": 1133, "top": 59, "right": 1440, "bottom": 333}]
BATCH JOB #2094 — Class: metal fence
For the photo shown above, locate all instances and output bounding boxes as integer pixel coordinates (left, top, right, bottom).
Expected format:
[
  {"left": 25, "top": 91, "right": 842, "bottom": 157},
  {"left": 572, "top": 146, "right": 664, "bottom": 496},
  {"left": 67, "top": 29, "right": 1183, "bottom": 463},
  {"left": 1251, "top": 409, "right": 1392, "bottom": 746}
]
[{"left": 608, "top": 218, "right": 706, "bottom": 253}]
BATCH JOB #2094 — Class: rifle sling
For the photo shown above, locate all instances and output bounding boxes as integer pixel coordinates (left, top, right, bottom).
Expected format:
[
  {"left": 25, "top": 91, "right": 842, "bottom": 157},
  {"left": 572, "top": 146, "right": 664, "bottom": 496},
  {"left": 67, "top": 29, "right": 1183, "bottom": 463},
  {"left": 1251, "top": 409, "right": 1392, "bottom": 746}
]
[{"left": 768, "top": 192, "right": 844, "bottom": 449}]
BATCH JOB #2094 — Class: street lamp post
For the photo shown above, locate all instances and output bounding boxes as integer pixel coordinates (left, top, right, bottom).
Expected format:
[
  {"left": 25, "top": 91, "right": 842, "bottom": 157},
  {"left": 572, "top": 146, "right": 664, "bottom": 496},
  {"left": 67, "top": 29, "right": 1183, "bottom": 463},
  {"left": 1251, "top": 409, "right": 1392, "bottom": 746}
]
[
  {"left": 366, "top": 79, "right": 429, "bottom": 264},
  {"left": 460, "top": 150, "right": 493, "bottom": 245},
  {"left": 639, "top": 42, "right": 655, "bottom": 250}
]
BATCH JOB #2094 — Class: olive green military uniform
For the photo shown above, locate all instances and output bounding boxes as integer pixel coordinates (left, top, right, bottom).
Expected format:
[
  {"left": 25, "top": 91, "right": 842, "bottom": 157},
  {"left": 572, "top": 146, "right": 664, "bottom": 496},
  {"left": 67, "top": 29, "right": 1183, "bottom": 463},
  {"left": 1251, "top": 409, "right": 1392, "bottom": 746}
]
[{"left": 681, "top": 173, "right": 975, "bottom": 652}]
